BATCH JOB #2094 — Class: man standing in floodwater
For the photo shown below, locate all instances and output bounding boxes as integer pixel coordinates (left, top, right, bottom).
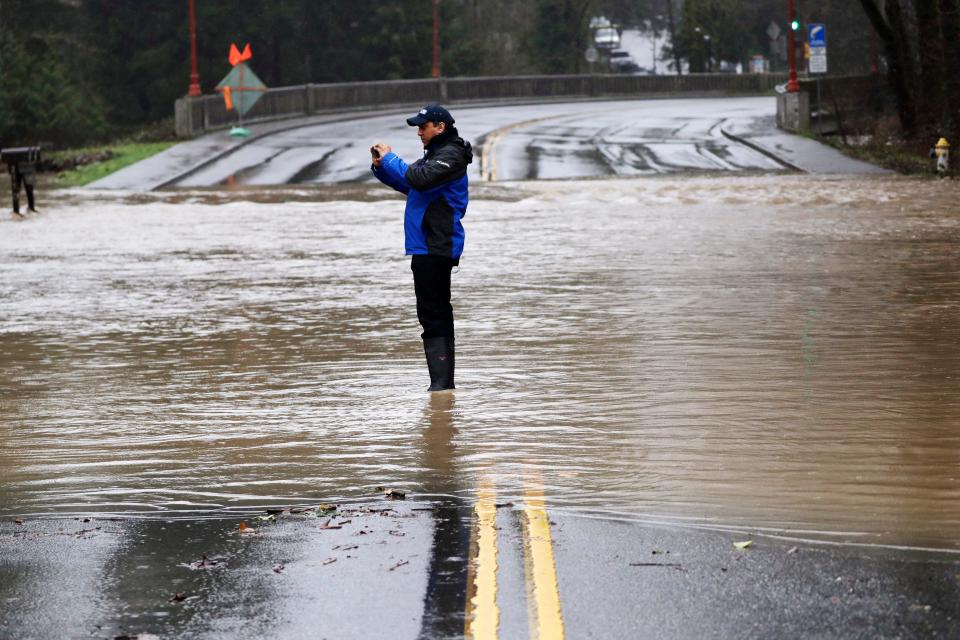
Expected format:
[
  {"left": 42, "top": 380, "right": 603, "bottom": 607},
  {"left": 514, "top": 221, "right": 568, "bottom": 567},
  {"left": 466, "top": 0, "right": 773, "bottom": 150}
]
[{"left": 370, "top": 104, "right": 473, "bottom": 392}]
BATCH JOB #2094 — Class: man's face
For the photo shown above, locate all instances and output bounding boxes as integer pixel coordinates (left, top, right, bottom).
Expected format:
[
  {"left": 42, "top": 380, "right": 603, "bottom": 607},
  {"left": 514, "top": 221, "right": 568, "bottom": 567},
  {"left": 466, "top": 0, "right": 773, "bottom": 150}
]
[{"left": 417, "top": 121, "right": 445, "bottom": 146}]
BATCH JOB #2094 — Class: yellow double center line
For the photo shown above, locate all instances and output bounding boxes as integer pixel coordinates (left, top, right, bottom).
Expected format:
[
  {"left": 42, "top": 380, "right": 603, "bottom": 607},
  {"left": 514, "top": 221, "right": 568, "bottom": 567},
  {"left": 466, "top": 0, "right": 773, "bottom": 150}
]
[
  {"left": 478, "top": 113, "right": 578, "bottom": 182},
  {"left": 465, "top": 478, "right": 565, "bottom": 640},
  {"left": 521, "top": 486, "right": 566, "bottom": 640},
  {"left": 465, "top": 481, "right": 500, "bottom": 639}
]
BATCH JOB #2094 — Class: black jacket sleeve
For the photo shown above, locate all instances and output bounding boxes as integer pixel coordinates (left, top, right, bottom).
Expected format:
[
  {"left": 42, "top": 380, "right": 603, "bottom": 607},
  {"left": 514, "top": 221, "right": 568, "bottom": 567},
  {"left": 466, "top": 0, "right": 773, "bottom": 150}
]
[{"left": 404, "top": 145, "right": 467, "bottom": 191}]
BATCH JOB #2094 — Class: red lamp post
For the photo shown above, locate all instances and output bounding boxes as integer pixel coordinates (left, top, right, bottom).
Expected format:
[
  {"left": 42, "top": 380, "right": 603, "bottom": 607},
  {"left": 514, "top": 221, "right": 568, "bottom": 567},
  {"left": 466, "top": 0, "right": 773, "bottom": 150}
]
[
  {"left": 187, "top": 0, "right": 202, "bottom": 97},
  {"left": 431, "top": 0, "right": 440, "bottom": 78},
  {"left": 787, "top": 0, "right": 799, "bottom": 92}
]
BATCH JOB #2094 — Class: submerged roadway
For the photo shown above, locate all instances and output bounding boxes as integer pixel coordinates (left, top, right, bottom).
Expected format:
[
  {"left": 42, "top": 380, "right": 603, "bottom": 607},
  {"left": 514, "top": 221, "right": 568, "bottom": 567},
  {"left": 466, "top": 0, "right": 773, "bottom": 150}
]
[
  {"left": 6, "top": 97, "right": 941, "bottom": 640},
  {"left": 91, "top": 96, "right": 885, "bottom": 192}
]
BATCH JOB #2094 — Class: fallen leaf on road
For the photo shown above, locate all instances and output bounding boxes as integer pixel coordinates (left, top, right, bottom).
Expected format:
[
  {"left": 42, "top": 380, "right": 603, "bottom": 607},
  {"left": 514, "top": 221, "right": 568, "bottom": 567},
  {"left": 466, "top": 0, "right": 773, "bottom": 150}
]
[
  {"left": 169, "top": 592, "right": 187, "bottom": 602},
  {"left": 733, "top": 540, "right": 753, "bottom": 550},
  {"left": 14, "top": 519, "right": 23, "bottom": 525},
  {"left": 309, "top": 504, "right": 338, "bottom": 517}
]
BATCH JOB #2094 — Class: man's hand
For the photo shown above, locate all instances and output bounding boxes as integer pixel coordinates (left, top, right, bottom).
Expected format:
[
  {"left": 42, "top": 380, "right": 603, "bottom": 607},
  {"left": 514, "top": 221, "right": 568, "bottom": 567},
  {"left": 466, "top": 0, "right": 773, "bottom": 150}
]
[{"left": 371, "top": 142, "right": 391, "bottom": 168}]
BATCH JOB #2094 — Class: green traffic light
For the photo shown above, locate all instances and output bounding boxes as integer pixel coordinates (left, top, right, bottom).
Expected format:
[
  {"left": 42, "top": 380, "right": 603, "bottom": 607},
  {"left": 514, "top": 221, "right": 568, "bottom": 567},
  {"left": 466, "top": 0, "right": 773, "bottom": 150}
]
[{"left": 791, "top": 20, "right": 800, "bottom": 31}]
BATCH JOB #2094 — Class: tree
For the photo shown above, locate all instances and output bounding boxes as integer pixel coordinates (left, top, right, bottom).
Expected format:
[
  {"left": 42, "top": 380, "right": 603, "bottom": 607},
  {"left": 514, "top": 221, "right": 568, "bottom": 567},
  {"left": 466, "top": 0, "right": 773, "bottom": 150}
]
[
  {"left": 528, "top": 0, "right": 595, "bottom": 74},
  {"left": 0, "top": 1, "right": 107, "bottom": 145},
  {"left": 937, "top": 0, "right": 960, "bottom": 133},
  {"left": 858, "top": 0, "right": 960, "bottom": 137}
]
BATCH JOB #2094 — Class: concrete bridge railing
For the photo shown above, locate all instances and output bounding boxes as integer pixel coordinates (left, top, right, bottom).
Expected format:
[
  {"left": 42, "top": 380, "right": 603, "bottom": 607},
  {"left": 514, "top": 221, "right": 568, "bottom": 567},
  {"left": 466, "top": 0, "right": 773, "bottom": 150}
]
[{"left": 175, "top": 73, "right": 788, "bottom": 138}]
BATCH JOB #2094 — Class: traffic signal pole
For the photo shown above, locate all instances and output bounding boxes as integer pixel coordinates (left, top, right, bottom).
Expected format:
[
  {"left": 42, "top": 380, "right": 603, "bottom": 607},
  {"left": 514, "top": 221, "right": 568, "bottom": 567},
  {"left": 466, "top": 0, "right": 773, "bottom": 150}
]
[
  {"left": 431, "top": 0, "right": 440, "bottom": 78},
  {"left": 188, "top": 0, "right": 201, "bottom": 96},
  {"left": 787, "top": 0, "right": 799, "bottom": 92}
]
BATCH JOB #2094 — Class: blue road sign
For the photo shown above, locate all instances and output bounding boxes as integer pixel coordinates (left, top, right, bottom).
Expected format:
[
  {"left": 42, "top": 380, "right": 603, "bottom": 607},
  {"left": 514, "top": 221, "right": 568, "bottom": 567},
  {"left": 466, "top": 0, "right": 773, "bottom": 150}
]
[{"left": 808, "top": 24, "right": 826, "bottom": 48}]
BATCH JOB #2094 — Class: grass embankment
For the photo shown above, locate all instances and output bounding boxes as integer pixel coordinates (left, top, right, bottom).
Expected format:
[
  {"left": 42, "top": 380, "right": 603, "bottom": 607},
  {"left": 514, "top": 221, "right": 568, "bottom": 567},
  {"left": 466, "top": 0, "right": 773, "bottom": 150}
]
[
  {"left": 820, "top": 137, "right": 942, "bottom": 176},
  {"left": 50, "top": 141, "right": 176, "bottom": 187}
]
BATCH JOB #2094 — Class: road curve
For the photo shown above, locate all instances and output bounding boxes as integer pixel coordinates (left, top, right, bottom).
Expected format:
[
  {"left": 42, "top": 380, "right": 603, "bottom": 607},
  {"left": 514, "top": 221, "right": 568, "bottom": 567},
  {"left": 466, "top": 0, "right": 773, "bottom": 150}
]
[{"left": 169, "top": 97, "right": 787, "bottom": 188}]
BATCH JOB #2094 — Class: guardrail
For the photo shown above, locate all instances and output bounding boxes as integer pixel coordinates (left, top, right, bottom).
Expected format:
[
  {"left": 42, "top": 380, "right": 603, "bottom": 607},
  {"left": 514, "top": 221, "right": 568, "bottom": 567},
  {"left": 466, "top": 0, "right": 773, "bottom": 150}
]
[{"left": 175, "top": 73, "right": 788, "bottom": 138}]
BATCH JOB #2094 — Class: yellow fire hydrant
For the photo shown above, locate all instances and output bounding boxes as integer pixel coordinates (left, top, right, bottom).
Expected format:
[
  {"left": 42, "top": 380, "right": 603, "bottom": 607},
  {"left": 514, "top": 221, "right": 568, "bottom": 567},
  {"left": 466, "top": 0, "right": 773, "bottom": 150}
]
[{"left": 934, "top": 138, "right": 950, "bottom": 176}]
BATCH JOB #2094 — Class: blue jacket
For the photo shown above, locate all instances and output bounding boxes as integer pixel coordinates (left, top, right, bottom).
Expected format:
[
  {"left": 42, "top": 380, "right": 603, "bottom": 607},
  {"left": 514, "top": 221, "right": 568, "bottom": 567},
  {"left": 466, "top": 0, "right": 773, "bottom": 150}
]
[{"left": 373, "top": 132, "right": 473, "bottom": 260}]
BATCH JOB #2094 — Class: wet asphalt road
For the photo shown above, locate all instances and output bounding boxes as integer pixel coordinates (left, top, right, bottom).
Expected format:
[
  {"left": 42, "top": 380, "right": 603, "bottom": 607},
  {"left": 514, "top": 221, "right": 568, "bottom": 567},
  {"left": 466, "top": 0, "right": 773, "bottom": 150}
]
[
  {"left": 170, "top": 97, "right": 786, "bottom": 187},
  {"left": 3, "top": 509, "right": 959, "bottom": 639}
]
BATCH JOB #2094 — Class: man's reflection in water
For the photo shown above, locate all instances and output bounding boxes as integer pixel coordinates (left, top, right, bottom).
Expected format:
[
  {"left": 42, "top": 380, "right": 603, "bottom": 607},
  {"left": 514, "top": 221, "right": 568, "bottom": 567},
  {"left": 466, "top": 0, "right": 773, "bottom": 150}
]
[{"left": 417, "top": 392, "right": 471, "bottom": 639}]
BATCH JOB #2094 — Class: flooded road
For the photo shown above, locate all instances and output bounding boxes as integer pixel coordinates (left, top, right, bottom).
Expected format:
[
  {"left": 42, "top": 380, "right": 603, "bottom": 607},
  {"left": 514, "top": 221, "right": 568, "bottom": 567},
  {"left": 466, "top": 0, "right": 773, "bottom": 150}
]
[
  {"left": 168, "top": 98, "right": 785, "bottom": 187},
  {"left": 2, "top": 174, "right": 959, "bottom": 551}
]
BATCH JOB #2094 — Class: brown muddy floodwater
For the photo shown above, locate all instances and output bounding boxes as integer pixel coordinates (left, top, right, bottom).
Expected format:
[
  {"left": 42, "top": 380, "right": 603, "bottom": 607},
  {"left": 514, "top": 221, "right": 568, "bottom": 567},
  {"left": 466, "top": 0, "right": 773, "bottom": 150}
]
[{"left": 1, "top": 175, "right": 959, "bottom": 551}]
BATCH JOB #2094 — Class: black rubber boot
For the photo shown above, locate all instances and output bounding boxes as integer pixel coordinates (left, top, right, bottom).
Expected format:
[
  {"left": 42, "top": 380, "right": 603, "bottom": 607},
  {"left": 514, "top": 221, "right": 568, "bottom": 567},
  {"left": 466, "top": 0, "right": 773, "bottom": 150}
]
[{"left": 423, "top": 336, "right": 455, "bottom": 392}]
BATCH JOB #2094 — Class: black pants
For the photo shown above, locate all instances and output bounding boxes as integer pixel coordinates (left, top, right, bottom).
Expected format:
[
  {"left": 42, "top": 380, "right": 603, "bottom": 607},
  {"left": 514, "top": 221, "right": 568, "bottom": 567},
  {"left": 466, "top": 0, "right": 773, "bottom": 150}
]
[
  {"left": 411, "top": 254, "right": 457, "bottom": 339},
  {"left": 10, "top": 168, "right": 35, "bottom": 213}
]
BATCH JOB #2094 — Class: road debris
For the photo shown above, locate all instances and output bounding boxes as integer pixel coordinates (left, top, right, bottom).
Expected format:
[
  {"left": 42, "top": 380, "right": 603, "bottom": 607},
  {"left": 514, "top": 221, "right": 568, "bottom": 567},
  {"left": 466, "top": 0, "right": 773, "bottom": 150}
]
[
  {"left": 388, "top": 560, "right": 410, "bottom": 571},
  {"left": 169, "top": 592, "right": 188, "bottom": 602},
  {"left": 309, "top": 504, "right": 338, "bottom": 517},
  {"left": 188, "top": 555, "right": 224, "bottom": 570},
  {"left": 733, "top": 540, "right": 753, "bottom": 550},
  {"left": 629, "top": 562, "right": 684, "bottom": 570}
]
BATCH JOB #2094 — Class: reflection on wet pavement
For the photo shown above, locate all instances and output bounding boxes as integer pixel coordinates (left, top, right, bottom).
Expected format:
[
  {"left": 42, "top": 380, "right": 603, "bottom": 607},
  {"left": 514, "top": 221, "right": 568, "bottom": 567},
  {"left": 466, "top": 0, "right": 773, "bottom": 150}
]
[
  {"left": 2, "top": 174, "right": 960, "bottom": 551},
  {"left": 418, "top": 393, "right": 470, "bottom": 638}
]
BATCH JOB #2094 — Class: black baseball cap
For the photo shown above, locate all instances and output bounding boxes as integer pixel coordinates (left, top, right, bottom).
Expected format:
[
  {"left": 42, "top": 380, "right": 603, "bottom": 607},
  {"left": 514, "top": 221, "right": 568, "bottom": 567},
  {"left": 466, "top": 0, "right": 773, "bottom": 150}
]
[{"left": 406, "top": 104, "right": 455, "bottom": 126}]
